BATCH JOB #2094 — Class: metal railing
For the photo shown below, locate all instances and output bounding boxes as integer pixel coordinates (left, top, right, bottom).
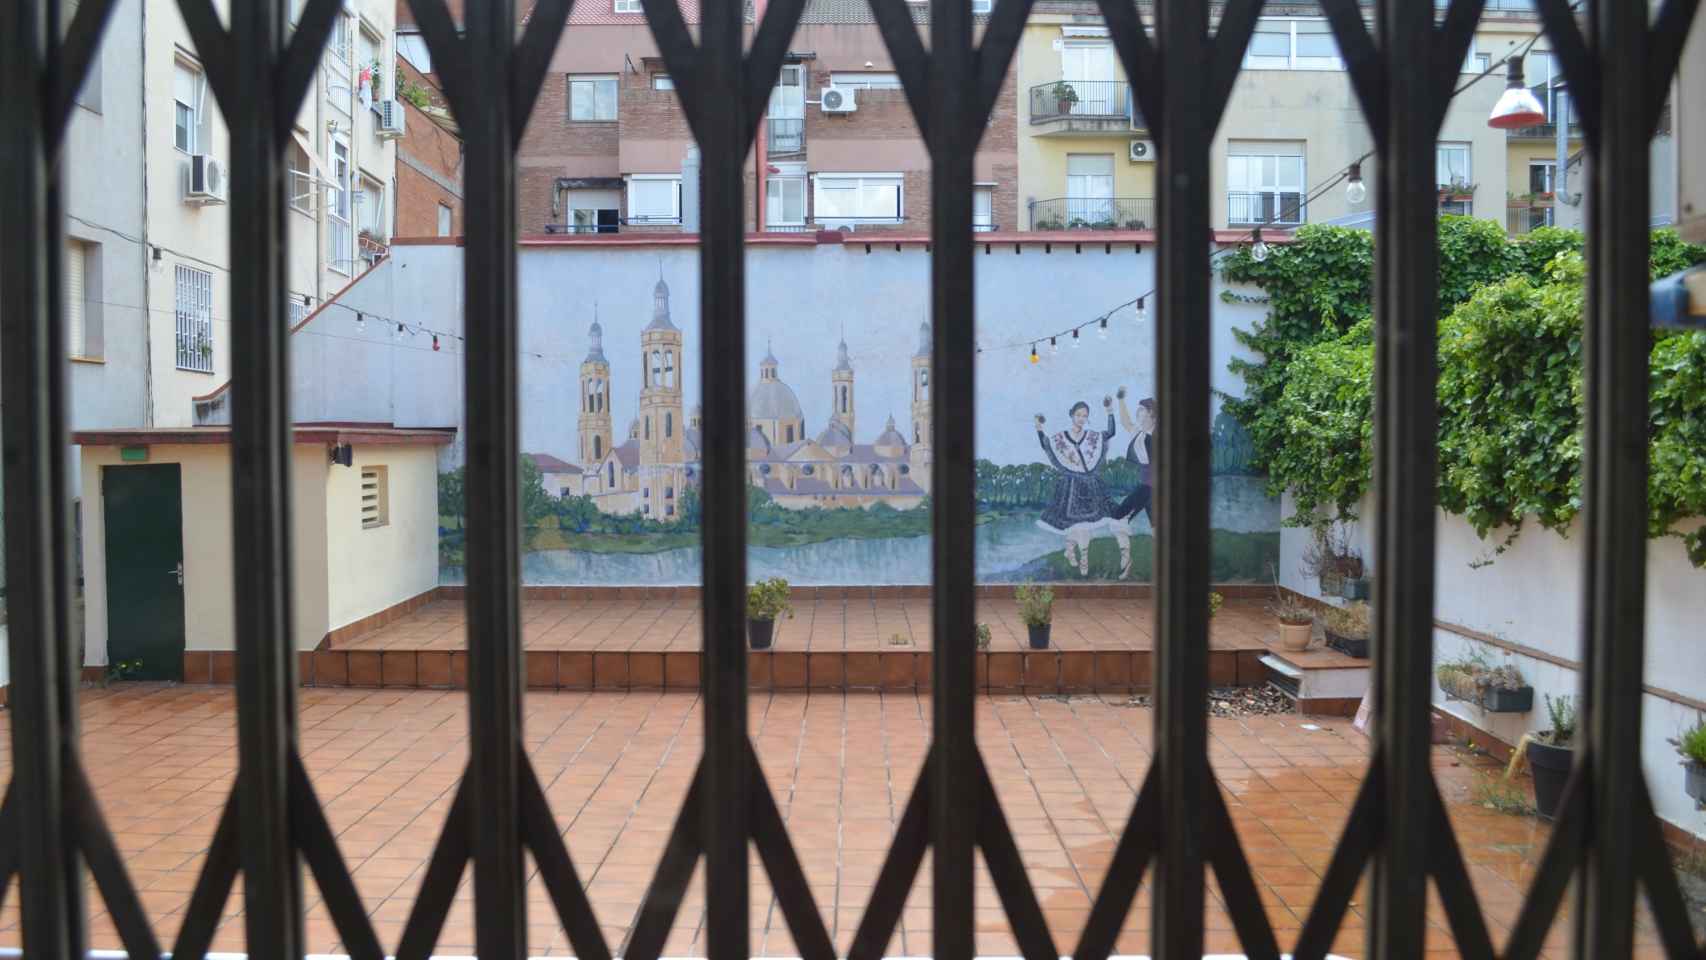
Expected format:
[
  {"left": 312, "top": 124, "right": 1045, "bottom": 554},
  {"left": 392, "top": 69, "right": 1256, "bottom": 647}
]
[
  {"left": 1507, "top": 198, "right": 1558, "bottom": 235},
  {"left": 1027, "top": 80, "right": 1136, "bottom": 123},
  {"left": 1228, "top": 190, "right": 1306, "bottom": 226},
  {"left": 766, "top": 117, "right": 804, "bottom": 154},
  {"left": 1028, "top": 197, "right": 1154, "bottom": 230},
  {"left": 0, "top": 2, "right": 1693, "bottom": 960},
  {"left": 1505, "top": 119, "right": 1585, "bottom": 139}
]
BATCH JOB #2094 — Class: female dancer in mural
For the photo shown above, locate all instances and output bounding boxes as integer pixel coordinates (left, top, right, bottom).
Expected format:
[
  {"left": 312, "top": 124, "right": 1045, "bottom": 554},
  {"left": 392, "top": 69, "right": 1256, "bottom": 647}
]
[
  {"left": 1112, "top": 388, "right": 1157, "bottom": 527},
  {"left": 1034, "top": 396, "right": 1134, "bottom": 578}
]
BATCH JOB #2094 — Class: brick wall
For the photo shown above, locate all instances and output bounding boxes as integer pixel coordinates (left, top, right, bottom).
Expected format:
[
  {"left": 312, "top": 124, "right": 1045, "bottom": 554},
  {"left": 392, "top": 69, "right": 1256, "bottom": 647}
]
[
  {"left": 394, "top": 60, "right": 464, "bottom": 238},
  {"left": 518, "top": 72, "right": 625, "bottom": 232}
]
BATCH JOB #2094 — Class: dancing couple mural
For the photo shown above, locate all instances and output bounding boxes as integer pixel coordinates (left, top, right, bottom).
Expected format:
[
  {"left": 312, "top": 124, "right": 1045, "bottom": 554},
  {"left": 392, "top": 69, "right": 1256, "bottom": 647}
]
[{"left": 1033, "top": 387, "right": 1156, "bottom": 579}]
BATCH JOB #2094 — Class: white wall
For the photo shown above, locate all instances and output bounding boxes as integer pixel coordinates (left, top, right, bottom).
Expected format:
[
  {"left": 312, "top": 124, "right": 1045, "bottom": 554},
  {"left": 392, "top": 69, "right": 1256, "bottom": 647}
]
[
  {"left": 324, "top": 444, "right": 440, "bottom": 628},
  {"left": 1280, "top": 491, "right": 1706, "bottom": 839}
]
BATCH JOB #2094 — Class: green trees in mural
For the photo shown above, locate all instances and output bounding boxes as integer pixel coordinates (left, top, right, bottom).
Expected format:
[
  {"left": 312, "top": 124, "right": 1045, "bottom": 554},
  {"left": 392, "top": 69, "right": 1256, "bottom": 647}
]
[{"left": 1238, "top": 237, "right": 1706, "bottom": 565}]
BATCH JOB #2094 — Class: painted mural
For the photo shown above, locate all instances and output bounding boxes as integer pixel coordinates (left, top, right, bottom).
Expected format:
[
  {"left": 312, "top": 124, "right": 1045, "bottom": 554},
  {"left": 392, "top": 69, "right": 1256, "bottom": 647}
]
[{"left": 437, "top": 264, "right": 1277, "bottom": 585}]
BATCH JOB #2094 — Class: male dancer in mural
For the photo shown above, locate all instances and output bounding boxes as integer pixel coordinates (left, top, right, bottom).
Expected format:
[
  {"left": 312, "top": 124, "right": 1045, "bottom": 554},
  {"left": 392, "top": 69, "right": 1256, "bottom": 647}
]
[
  {"left": 1112, "top": 388, "right": 1157, "bottom": 528},
  {"left": 1034, "top": 396, "right": 1134, "bottom": 578}
]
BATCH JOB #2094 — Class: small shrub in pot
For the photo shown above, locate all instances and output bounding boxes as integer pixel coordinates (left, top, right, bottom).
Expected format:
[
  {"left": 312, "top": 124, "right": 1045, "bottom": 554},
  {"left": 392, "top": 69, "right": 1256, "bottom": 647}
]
[
  {"left": 1526, "top": 694, "right": 1577, "bottom": 819},
  {"left": 1435, "top": 653, "right": 1532, "bottom": 713},
  {"left": 1016, "top": 583, "right": 1054, "bottom": 650},
  {"left": 1670, "top": 717, "right": 1706, "bottom": 808},
  {"left": 1320, "top": 601, "right": 1371, "bottom": 658},
  {"left": 746, "top": 578, "right": 793, "bottom": 650}
]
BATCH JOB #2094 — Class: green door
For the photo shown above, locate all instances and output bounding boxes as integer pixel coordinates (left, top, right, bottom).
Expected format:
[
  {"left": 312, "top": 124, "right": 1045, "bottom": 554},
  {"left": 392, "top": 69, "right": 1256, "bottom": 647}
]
[{"left": 103, "top": 464, "right": 186, "bottom": 680}]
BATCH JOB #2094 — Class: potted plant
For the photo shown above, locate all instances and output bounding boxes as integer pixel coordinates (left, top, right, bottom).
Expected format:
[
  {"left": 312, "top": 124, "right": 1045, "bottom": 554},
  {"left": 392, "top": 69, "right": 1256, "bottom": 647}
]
[
  {"left": 1049, "top": 81, "right": 1079, "bottom": 115},
  {"left": 1267, "top": 566, "right": 1314, "bottom": 652},
  {"left": 1670, "top": 717, "right": 1706, "bottom": 807},
  {"left": 1436, "top": 654, "right": 1533, "bottom": 713},
  {"left": 1301, "top": 524, "right": 1363, "bottom": 598},
  {"left": 975, "top": 623, "right": 992, "bottom": 650},
  {"left": 746, "top": 577, "right": 793, "bottom": 650},
  {"left": 1208, "top": 591, "right": 1224, "bottom": 618},
  {"left": 1320, "top": 600, "right": 1370, "bottom": 659},
  {"left": 1016, "top": 582, "right": 1053, "bottom": 650},
  {"left": 1527, "top": 693, "right": 1576, "bottom": 819}
]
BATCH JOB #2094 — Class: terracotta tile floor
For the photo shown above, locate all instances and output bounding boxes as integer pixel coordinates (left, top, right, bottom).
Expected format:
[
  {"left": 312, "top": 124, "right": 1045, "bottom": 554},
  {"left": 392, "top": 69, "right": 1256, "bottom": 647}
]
[
  {"left": 0, "top": 686, "right": 1671, "bottom": 957},
  {"left": 336, "top": 597, "right": 1278, "bottom": 652}
]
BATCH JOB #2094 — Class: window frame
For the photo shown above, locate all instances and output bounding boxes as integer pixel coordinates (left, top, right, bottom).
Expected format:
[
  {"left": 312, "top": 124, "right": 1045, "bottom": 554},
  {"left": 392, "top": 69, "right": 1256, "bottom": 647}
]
[
  {"left": 173, "top": 57, "right": 207, "bottom": 155},
  {"left": 626, "top": 175, "right": 683, "bottom": 225},
  {"left": 329, "top": 137, "right": 354, "bottom": 276},
  {"left": 811, "top": 173, "right": 905, "bottom": 225},
  {"left": 174, "top": 263, "right": 215, "bottom": 373},
  {"left": 1226, "top": 148, "right": 1307, "bottom": 226},
  {"left": 1242, "top": 18, "right": 1342, "bottom": 71},
  {"left": 567, "top": 74, "right": 619, "bottom": 122}
]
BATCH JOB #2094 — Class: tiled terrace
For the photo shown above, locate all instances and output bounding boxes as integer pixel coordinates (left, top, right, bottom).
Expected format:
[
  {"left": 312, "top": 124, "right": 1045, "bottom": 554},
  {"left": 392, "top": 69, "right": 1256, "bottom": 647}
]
[{"left": 0, "top": 685, "right": 1674, "bottom": 958}]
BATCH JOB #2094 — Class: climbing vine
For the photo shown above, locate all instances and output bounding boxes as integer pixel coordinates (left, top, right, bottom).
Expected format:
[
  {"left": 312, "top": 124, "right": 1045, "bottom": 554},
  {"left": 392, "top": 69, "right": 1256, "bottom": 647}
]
[{"left": 1226, "top": 227, "right": 1706, "bottom": 565}]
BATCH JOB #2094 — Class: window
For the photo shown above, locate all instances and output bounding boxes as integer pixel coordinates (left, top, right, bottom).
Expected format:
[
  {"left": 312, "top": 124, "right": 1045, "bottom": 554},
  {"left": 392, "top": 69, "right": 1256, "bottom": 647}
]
[
  {"left": 67, "top": 0, "right": 100, "bottom": 110},
  {"left": 830, "top": 73, "right": 903, "bottom": 90},
  {"left": 973, "top": 185, "right": 994, "bottom": 231},
  {"left": 971, "top": 0, "right": 991, "bottom": 11},
  {"left": 664, "top": 350, "right": 675, "bottom": 387},
  {"left": 1227, "top": 145, "right": 1305, "bottom": 225},
  {"left": 66, "top": 239, "right": 99, "bottom": 359},
  {"left": 174, "top": 264, "right": 214, "bottom": 372},
  {"left": 1244, "top": 18, "right": 1341, "bottom": 70},
  {"left": 1066, "top": 154, "right": 1115, "bottom": 224},
  {"left": 665, "top": 412, "right": 673, "bottom": 438},
  {"left": 652, "top": 75, "right": 674, "bottom": 91},
  {"left": 437, "top": 202, "right": 453, "bottom": 236},
  {"left": 1529, "top": 160, "right": 1556, "bottom": 196},
  {"left": 561, "top": 187, "right": 621, "bottom": 233},
  {"left": 358, "top": 176, "right": 386, "bottom": 237},
  {"left": 1462, "top": 44, "right": 1490, "bottom": 74},
  {"left": 568, "top": 75, "right": 618, "bottom": 121},
  {"left": 645, "top": 417, "right": 651, "bottom": 440},
  {"left": 330, "top": 14, "right": 352, "bottom": 65},
  {"left": 1437, "top": 143, "right": 1472, "bottom": 215},
  {"left": 627, "top": 176, "right": 682, "bottom": 225},
  {"left": 614, "top": 0, "right": 642, "bottom": 11},
  {"left": 766, "top": 176, "right": 806, "bottom": 226},
  {"left": 360, "top": 466, "right": 389, "bottom": 529},
  {"left": 329, "top": 139, "right": 353, "bottom": 273},
  {"left": 768, "top": 64, "right": 805, "bottom": 119},
  {"left": 1525, "top": 52, "right": 1565, "bottom": 124},
  {"left": 174, "top": 59, "right": 207, "bottom": 153},
  {"left": 594, "top": 435, "right": 603, "bottom": 460},
  {"left": 785, "top": 425, "right": 795, "bottom": 443},
  {"left": 607, "top": 462, "right": 615, "bottom": 487},
  {"left": 358, "top": 26, "right": 382, "bottom": 111},
  {"left": 288, "top": 141, "right": 314, "bottom": 214},
  {"left": 812, "top": 174, "right": 903, "bottom": 223}
]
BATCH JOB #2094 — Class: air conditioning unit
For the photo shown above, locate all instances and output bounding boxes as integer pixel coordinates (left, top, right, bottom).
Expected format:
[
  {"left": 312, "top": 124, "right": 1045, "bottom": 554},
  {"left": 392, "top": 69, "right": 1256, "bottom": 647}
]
[
  {"left": 377, "top": 100, "right": 406, "bottom": 139},
  {"left": 184, "top": 154, "right": 226, "bottom": 205},
  {"left": 1129, "top": 139, "right": 1156, "bottom": 163},
  {"left": 819, "top": 86, "right": 858, "bottom": 114}
]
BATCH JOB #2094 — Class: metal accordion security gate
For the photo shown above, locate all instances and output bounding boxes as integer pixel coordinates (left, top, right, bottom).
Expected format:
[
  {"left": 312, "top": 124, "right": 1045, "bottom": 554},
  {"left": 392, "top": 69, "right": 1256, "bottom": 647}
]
[{"left": 0, "top": 0, "right": 1701, "bottom": 957}]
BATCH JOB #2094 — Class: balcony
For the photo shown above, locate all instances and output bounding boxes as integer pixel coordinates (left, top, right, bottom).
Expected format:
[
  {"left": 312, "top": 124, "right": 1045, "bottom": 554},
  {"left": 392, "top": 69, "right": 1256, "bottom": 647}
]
[
  {"left": 767, "top": 117, "right": 805, "bottom": 156},
  {"left": 1507, "top": 196, "right": 1556, "bottom": 235},
  {"left": 1505, "top": 119, "right": 1584, "bottom": 141},
  {"left": 1027, "top": 80, "right": 1145, "bottom": 137},
  {"left": 540, "top": 216, "right": 682, "bottom": 235},
  {"left": 1028, "top": 197, "right": 1154, "bottom": 231},
  {"left": 1227, "top": 191, "right": 1306, "bottom": 228}
]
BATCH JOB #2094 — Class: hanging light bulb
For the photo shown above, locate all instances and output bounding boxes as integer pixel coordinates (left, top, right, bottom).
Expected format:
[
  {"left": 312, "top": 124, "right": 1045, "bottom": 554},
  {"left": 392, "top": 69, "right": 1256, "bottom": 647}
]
[
  {"left": 1488, "top": 55, "right": 1547, "bottom": 129},
  {"left": 1097, "top": 316, "right": 1109, "bottom": 340},
  {"left": 1048, "top": 336, "right": 1059, "bottom": 356},
  {"left": 394, "top": 322, "right": 405, "bottom": 340},
  {"left": 1345, "top": 162, "right": 1367, "bottom": 205},
  {"left": 432, "top": 334, "right": 441, "bottom": 352},
  {"left": 355, "top": 311, "right": 366, "bottom": 334},
  {"left": 1029, "top": 342, "right": 1039, "bottom": 364},
  {"left": 1135, "top": 296, "right": 1148, "bottom": 324},
  {"left": 1071, "top": 328, "right": 1081, "bottom": 348},
  {"left": 1251, "top": 228, "right": 1270, "bottom": 263}
]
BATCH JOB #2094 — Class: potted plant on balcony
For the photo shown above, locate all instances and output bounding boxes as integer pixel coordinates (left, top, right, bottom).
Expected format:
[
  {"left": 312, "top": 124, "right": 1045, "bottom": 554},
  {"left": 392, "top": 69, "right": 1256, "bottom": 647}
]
[
  {"left": 1016, "top": 582, "right": 1054, "bottom": 650},
  {"left": 1048, "top": 81, "right": 1079, "bottom": 116},
  {"left": 746, "top": 577, "right": 793, "bottom": 650},
  {"left": 1437, "top": 178, "right": 1477, "bottom": 202},
  {"left": 1268, "top": 574, "right": 1314, "bottom": 653},
  {"left": 1526, "top": 693, "right": 1576, "bottom": 819},
  {"left": 1670, "top": 717, "right": 1706, "bottom": 808},
  {"left": 1320, "top": 601, "right": 1370, "bottom": 659},
  {"left": 1436, "top": 654, "right": 1533, "bottom": 713}
]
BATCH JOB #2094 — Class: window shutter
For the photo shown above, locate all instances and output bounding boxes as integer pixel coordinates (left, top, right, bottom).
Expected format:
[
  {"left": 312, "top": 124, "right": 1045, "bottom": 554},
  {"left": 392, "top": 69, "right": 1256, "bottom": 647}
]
[{"left": 65, "top": 240, "right": 86, "bottom": 357}]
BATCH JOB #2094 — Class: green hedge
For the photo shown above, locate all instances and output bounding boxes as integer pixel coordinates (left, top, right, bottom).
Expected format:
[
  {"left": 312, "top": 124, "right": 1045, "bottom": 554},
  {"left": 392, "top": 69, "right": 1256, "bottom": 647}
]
[{"left": 1223, "top": 222, "right": 1706, "bottom": 565}]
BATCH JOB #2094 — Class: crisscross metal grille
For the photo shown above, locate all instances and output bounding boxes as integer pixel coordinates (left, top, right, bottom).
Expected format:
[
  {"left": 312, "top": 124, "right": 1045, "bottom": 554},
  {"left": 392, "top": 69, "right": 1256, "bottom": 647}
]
[{"left": 1, "top": 0, "right": 1702, "bottom": 958}]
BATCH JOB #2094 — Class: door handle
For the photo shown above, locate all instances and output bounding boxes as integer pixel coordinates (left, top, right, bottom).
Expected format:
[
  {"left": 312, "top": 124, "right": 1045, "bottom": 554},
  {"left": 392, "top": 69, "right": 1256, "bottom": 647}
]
[{"left": 171, "top": 562, "right": 184, "bottom": 586}]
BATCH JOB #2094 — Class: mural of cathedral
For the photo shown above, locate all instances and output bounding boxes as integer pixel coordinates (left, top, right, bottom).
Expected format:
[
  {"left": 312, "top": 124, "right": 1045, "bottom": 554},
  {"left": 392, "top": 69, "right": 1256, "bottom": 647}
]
[{"left": 568, "top": 277, "right": 933, "bottom": 519}]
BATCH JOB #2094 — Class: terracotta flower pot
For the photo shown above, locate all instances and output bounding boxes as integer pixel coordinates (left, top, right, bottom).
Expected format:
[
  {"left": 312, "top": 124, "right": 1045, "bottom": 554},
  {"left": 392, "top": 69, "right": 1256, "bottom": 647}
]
[{"left": 1277, "top": 619, "right": 1312, "bottom": 652}]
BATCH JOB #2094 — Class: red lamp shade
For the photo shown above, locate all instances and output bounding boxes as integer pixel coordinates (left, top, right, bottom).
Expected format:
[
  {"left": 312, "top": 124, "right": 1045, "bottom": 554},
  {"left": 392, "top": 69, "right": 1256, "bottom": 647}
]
[{"left": 1488, "top": 55, "right": 1548, "bottom": 130}]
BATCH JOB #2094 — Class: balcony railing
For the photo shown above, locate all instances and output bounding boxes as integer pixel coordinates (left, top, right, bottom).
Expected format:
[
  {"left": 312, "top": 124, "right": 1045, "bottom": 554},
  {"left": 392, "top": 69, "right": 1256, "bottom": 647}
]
[
  {"left": 1507, "top": 197, "right": 1556, "bottom": 235},
  {"left": 1028, "top": 80, "right": 1139, "bottom": 125},
  {"left": 767, "top": 117, "right": 805, "bottom": 155},
  {"left": 1228, "top": 190, "right": 1306, "bottom": 227},
  {"left": 1505, "top": 119, "right": 1583, "bottom": 140},
  {"left": 541, "top": 216, "right": 681, "bottom": 235},
  {"left": 1029, "top": 197, "right": 1154, "bottom": 231}
]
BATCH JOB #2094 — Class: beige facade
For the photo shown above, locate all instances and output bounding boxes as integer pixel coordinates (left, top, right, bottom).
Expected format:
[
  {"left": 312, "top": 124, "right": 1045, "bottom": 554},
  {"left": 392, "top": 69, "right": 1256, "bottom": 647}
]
[
  {"left": 1677, "top": 2, "right": 1706, "bottom": 243},
  {"left": 145, "top": 0, "right": 397, "bottom": 426},
  {"left": 75, "top": 430, "right": 446, "bottom": 666},
  {"left": 1015, "top": 5, "right": 1532, "bottom": 233}
]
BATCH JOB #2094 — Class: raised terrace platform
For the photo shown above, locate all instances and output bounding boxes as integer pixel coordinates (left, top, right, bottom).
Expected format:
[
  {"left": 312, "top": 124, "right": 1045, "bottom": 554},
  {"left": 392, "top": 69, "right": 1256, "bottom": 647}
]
[{"left": 175, "top": 587, "right": 1370, "bottom": 698}]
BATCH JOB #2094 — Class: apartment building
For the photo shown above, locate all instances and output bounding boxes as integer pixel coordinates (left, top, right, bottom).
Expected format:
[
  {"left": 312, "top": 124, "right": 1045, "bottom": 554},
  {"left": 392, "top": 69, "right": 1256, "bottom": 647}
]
[
  {"left": 1674, "top": 1, "right": 1704, "bottom": 244},
  {"left": 1014, "top": 1, "right": 1532, "bottom": 233},
  {"left": 392, "top": 57, "right": 464, "bottom": 238},
  {"left": 516, "top": 0, "right": 1017, "bottom": 235},
  {"left": 142, "top": 0, "right": 399, "bottom": 426}
]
